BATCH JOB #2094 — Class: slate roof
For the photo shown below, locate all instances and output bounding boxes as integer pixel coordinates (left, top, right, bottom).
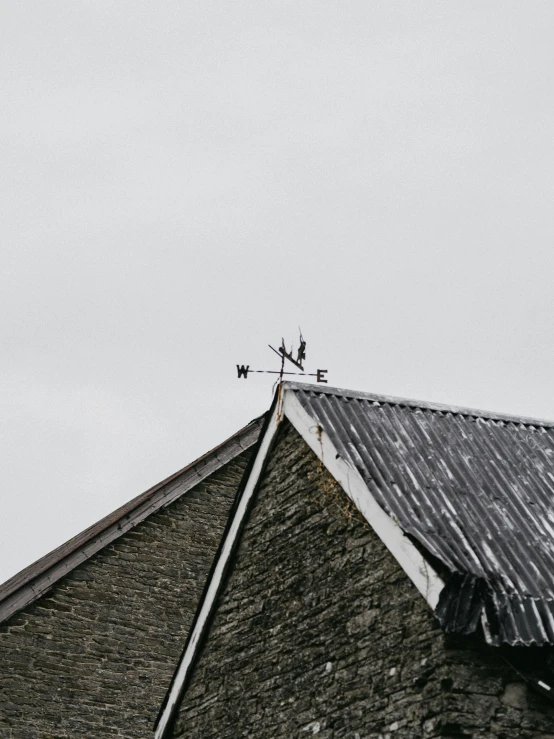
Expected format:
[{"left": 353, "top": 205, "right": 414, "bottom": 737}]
[
  {"left": 287, "top": 382, "right": 554, "bottom": 646},
  {"left": 0, "top": 415, "right": 264, "bottom": 624}
]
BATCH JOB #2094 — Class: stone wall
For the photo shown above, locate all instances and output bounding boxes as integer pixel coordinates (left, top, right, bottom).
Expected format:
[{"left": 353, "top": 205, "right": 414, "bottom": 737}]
[
  {"left": 172, "top": 422, "right": 554, "bottom": 739},
  {"left": 0, "top": 451, "right": 252, "bottom": 739}
]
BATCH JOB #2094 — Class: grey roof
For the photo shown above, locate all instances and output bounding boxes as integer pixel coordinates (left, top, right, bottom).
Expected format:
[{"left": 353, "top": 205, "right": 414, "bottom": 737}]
[
  {"left": 0, "top": 416, "right": 264, "bottom": 625},
  {"left": 287, "top": 382, "right": 554, "bottom": 646}
]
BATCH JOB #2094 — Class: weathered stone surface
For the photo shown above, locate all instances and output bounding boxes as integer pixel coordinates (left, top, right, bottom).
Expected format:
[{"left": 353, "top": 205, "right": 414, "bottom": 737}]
[
  {"left": 502, "top": 683, "right": 528, "bottom": 710},
  {"left": 0, "top": 451, "right": 252, "bottom": 738},
  {"left": 171, "top": 422, "right": 554, "bottom": 739}
]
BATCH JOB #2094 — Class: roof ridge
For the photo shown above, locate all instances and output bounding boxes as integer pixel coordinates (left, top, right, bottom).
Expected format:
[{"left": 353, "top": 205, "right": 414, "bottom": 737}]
[{"left": 282, "top": 381, "right": 554, "bottom": 428}]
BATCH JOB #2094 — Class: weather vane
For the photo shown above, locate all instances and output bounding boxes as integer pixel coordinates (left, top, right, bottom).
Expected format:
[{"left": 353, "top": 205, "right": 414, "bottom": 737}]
[{"left": 236, "top": 329, "right": 327, "bottom": 385}]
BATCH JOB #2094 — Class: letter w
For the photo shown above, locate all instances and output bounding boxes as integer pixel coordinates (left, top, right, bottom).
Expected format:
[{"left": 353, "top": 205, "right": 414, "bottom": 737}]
[{"left": 237, "top": 365, "right": 250, "bottom": 378}]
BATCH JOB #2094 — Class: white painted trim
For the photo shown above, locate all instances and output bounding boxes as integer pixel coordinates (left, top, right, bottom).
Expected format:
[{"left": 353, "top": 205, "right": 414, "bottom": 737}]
[
  {"left": 157, "top": 387, "right": 448, "bottom": 736},
  {"left": 155, "top": 403, "right": 282, "bottom": 739},
  {"left": 480, "top": 609, "right": 495, "bottom": 645},
  {"left": 282, "top": 391, "right": 445, "bottom": 610}
]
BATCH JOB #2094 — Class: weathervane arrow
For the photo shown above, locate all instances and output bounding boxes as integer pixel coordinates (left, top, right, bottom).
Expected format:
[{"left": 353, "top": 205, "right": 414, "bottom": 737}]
[{"left": 236, "top": 330, "right": 327, "bottom": 384}]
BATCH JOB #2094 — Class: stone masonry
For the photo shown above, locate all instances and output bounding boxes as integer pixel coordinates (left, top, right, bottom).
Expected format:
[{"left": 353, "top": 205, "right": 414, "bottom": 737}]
[
  {"left": 172, "top": 422, "right": 554, "bottom": 739},
  {"left": 0, "top": 451, "right": 252, "bottom": 739}
]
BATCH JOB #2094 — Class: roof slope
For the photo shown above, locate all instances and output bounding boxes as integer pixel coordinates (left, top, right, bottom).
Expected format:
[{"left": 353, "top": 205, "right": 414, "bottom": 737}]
[
  {"left": 0, "top": 415, "right": 264, "bottom": 624},
  {"left": 289, "top": 383, "right": 554, "bottom": 646}
]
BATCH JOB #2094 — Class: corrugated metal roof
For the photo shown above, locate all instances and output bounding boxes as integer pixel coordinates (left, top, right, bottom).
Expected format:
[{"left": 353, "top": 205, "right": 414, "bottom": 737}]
[
  {"left": 0, "top": 415, "right": 264, "bottom": 624},
  {"left": 286, "top": 382, "right": 554, "bottom": 646}
]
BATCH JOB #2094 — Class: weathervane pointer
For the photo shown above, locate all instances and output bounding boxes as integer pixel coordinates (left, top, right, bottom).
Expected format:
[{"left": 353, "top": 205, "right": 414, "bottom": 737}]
[{"left": 237, "top": 331, "right": 327, "bottom": 384}]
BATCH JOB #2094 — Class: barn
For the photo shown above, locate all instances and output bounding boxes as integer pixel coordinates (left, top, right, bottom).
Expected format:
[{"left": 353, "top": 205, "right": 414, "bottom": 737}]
[{"left": 3, "top": 382, "right": 554, "bottom": 738}]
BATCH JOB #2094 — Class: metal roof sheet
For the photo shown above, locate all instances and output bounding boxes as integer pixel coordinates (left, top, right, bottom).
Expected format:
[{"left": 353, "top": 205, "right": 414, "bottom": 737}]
[
  {"left": 0, "top": 415, "right": 264, "bottom": 624},
  {"left": 286, "top": 382, "right": 554, "bottom": 646}
]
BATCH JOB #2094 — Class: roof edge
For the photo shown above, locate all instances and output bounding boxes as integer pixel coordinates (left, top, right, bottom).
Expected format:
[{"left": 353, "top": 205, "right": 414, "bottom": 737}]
[
  {"left": 0, "top": 415, "right": 265, "bottom": 624},
  {"left": 155, "top": 390, "right": 282, "bottom": 738},
  {"left": 282, "top": 381, "right": 554, "bottom": 428}
]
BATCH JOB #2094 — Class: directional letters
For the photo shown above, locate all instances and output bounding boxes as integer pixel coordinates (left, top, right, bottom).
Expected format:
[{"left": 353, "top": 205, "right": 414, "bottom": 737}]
[{"left": 237, "top": 334, "right": 329, "bottom": 384}]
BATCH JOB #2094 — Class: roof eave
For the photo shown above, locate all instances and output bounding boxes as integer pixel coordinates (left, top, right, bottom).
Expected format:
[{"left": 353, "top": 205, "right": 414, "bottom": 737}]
[{"left": 0, "top": 415, "right": 264, "bottom": 625}]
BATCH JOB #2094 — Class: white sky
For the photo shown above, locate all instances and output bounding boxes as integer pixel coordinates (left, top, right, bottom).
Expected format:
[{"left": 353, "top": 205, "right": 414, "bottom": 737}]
[{"left": 2, "top": 2, "right": 554, "bottom": 584}]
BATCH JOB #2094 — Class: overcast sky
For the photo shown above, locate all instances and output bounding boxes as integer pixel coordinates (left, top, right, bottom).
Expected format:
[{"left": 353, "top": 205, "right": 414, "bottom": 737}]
[{"left": 2, "top": 2, "right": 554, "bottom": 584}]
